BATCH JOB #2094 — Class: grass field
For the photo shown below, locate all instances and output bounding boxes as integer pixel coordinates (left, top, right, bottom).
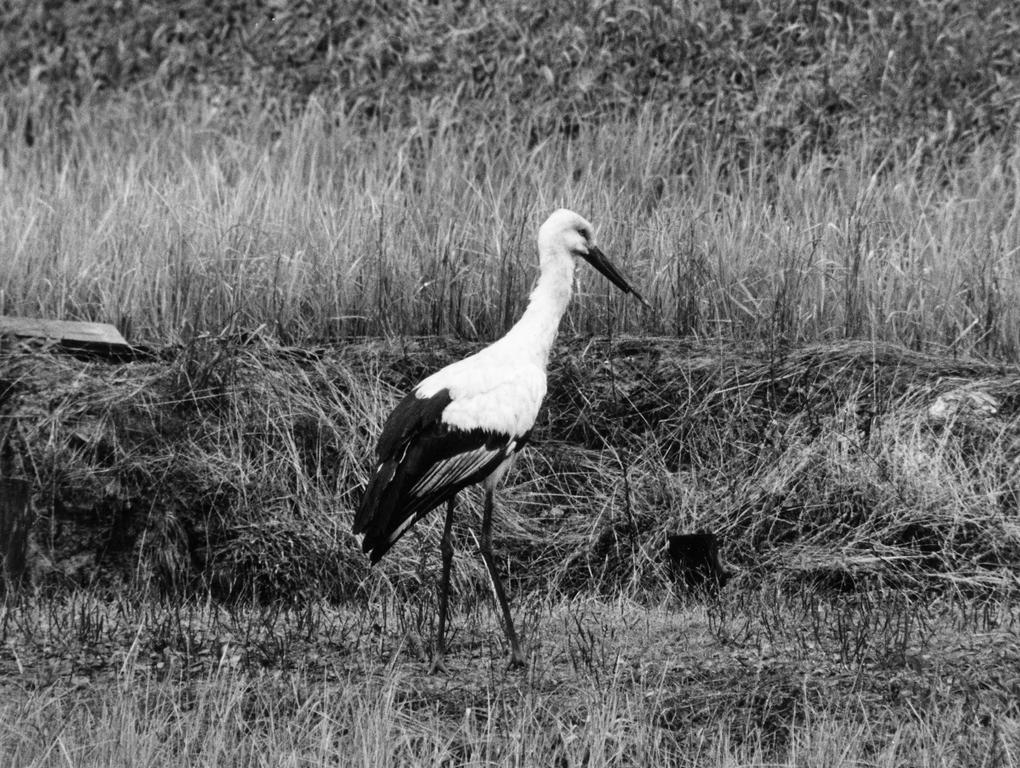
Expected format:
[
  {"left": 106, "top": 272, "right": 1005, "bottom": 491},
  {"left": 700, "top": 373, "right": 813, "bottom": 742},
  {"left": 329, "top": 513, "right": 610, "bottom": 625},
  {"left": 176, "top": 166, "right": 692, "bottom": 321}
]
[
  {"left": 3, "top": 589, "right": 1019, "bottom": 766},
  {"left": 3, "top": 1, "right": 1020, "bottom": 764}
]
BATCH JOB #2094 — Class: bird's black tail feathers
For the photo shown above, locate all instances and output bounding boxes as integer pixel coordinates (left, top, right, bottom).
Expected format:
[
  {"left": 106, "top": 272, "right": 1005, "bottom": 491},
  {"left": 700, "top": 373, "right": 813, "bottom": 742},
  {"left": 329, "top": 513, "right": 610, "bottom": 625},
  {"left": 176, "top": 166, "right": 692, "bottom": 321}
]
[{"left": 354, "top": 458, "right": 435, "bottom": 564}]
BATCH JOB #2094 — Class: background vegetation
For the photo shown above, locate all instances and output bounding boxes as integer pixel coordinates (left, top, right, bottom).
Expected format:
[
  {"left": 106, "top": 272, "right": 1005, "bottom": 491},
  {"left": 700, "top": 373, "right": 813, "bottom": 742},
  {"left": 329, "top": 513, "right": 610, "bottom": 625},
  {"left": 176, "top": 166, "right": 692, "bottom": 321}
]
[
  {"left": 3, "top": 0, "right": 1020, "bottom": 354},
  {"left": 2, "top": 1, "right": 1020, "bottom": 765},
  {"left": 5, "top": 0, "right": 1020, "bottom": 152}
]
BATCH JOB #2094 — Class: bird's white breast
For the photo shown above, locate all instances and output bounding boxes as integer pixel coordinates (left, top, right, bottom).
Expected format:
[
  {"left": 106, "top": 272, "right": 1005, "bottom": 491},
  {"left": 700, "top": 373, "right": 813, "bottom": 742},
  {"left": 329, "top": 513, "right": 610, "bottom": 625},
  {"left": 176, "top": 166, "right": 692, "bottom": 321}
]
[{"left": 415, "top": 350, "right": 547, "bottom": 437}]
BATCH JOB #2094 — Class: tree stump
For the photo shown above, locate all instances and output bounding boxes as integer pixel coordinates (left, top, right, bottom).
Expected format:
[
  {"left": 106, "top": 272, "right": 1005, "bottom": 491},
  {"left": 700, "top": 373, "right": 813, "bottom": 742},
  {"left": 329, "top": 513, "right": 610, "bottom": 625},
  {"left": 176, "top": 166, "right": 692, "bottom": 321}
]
[
  {"left": 0, "top": 478, "right": 31, "bottom": 591},
  {"left": 666, "top": 532, "right": 731, "bottom": 590}
]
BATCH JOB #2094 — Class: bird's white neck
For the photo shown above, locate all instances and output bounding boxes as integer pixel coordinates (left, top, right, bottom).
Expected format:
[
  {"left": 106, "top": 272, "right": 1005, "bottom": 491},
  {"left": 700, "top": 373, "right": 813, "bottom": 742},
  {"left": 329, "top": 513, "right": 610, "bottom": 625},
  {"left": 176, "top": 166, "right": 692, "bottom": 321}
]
[{"left": 496, "top": 258, "right": 575, "bottom": 367}]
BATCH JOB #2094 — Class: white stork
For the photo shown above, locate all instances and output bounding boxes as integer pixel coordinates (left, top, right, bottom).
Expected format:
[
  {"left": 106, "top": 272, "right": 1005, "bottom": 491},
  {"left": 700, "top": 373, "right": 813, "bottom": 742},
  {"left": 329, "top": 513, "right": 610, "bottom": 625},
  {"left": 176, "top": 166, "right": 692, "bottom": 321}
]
[{"left": 353, "top": 209, "right": 646, "bottom": 671}]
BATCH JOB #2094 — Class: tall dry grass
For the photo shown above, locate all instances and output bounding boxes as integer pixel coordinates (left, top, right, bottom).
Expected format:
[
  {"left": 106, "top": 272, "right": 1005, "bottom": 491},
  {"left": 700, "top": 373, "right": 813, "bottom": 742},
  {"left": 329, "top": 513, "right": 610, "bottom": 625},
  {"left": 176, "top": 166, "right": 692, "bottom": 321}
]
[{"left": 2, "top": 94, "right": 1020, "bottom": 357}]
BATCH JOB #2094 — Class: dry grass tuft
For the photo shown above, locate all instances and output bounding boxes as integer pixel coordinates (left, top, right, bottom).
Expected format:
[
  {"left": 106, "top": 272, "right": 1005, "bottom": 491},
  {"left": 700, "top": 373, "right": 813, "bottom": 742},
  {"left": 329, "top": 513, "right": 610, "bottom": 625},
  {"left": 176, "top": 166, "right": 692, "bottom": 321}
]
[{"left": 3, "top": 336, "right": 1017, "bottom": 600}]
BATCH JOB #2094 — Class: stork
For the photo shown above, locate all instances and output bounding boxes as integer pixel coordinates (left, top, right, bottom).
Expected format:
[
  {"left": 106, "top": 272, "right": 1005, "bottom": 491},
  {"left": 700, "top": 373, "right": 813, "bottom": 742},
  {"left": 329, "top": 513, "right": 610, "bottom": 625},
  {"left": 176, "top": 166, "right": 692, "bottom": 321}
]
[{"left": 353, "top": 209, "right": 646, "bottom": 671}]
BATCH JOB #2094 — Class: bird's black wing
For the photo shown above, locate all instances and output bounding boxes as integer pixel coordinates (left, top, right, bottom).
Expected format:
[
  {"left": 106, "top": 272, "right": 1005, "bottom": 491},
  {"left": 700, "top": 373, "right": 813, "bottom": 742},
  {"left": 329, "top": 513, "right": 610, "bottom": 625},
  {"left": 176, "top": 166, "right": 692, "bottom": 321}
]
[{"left": 354, "top": 389, "right": 527, "bottom": 563}]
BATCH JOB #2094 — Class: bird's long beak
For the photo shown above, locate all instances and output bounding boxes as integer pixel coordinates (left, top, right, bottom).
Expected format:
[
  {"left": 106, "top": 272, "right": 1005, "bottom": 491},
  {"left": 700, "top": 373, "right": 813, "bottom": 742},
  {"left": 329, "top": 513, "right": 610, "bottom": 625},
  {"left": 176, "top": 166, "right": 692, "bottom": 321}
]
[{"left": 582, "top": 246, "right": 650, "bottom": 308}]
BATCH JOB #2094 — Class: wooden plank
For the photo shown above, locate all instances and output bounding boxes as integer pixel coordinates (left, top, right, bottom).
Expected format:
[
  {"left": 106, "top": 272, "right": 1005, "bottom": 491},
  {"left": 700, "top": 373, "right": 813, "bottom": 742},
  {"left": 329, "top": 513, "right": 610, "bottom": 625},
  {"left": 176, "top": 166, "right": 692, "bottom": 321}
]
[{"left": 0, "top": 315, "right": 129, "bottom": 349}]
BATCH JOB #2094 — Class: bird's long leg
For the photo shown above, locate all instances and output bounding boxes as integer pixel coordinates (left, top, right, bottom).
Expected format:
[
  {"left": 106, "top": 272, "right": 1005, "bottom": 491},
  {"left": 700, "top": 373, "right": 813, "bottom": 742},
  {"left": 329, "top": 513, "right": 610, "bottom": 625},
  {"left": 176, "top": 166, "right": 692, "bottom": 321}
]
[
  {"left": 430, "top": 495, "right": 456, "bottom": 675},
  {"left": 478, "top": 487, "right": 525, "bottom": 667}
]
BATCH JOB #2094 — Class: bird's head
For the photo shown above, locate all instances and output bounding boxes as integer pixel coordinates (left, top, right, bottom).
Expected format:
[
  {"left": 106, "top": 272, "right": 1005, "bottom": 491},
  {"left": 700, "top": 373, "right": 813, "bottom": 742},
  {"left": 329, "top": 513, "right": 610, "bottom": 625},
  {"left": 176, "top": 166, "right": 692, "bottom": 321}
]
[{"left": 537, "top": 208, "right": 648, "bottom": 307}]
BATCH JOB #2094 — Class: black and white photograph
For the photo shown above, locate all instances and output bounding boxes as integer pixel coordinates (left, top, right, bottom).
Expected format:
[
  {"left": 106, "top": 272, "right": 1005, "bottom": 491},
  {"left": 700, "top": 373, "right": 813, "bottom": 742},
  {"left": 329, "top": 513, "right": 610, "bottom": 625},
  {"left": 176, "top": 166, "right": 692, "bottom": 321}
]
[{"left": 2, "top": 1, "right": 1019, "bottom": 764}]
